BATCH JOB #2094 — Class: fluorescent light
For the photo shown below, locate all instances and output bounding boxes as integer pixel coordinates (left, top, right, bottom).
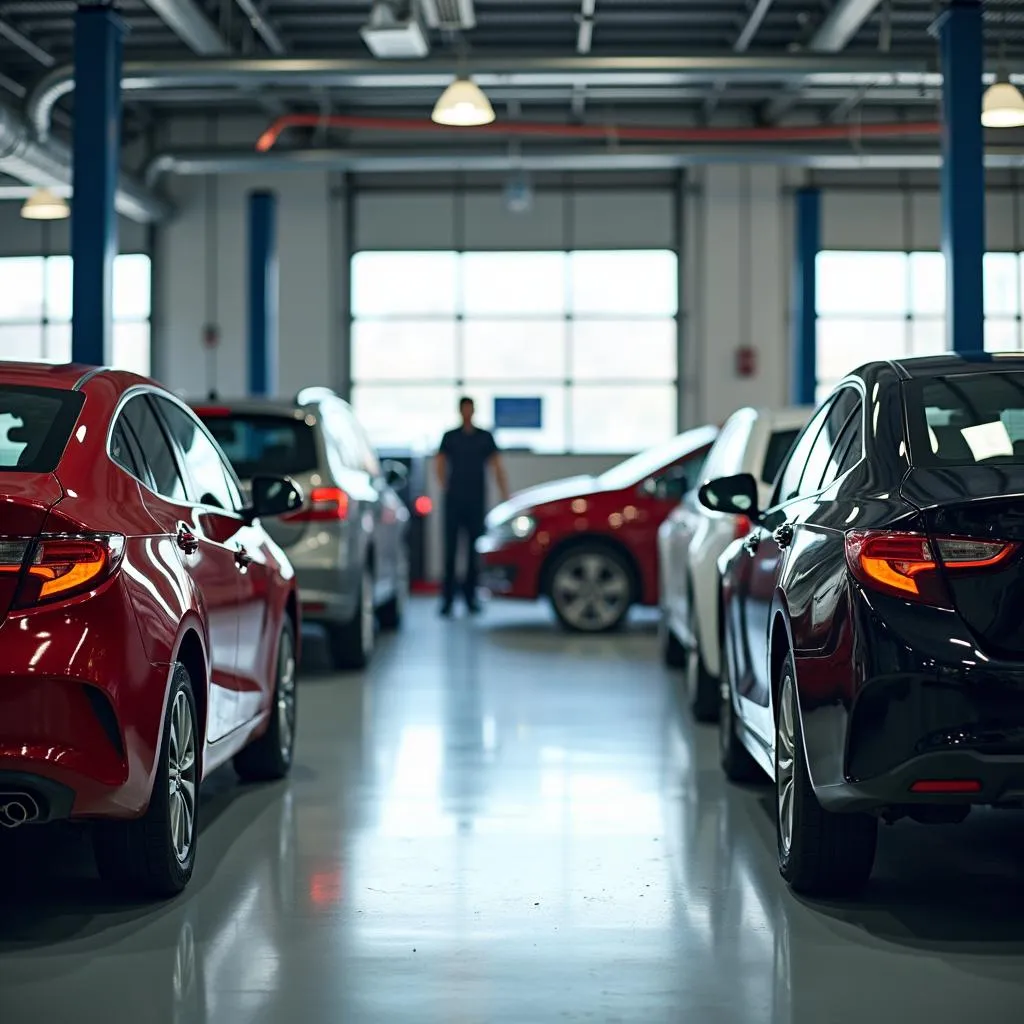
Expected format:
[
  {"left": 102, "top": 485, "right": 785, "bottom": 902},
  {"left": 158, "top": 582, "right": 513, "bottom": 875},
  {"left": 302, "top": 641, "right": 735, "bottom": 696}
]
[
  {"left": 982, "top": 80, "right": 1024, "bottom": 129},
  {"left": 431, "top": 77, "right": 495, "bottom": 127},
  {"left": 20, "top": 187, "right": 69, "bottom": 220}
]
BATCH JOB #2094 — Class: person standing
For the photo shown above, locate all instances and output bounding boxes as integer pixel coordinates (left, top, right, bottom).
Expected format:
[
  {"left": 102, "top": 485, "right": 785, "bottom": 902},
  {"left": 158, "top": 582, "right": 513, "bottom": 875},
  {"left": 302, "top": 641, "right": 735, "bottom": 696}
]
[{"left": 436, "top": 396, "right": 510, "bottom": 616}]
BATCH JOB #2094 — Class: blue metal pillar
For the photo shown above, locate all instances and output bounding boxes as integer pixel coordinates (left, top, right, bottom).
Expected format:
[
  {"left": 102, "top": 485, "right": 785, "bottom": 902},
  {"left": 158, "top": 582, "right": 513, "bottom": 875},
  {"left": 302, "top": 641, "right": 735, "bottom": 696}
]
[
  {"left": 937, "top": 0, "right": 986, "bottom": 354},
  {"left": 70, "top": 3, "right": 125, "bottom": 367},
  {"left": 793, "top": 187, "right": 820, "bottom": 405},
  {"left": 247, "top": 191, "right": 278, "bottom": 396}
]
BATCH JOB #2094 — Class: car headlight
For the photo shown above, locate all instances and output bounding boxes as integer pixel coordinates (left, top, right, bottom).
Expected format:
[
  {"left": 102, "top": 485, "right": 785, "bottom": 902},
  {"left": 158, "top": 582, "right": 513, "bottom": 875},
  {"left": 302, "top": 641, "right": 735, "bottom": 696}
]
[{"left": 493, "top": 514, "right": 536, "bottom": 542}]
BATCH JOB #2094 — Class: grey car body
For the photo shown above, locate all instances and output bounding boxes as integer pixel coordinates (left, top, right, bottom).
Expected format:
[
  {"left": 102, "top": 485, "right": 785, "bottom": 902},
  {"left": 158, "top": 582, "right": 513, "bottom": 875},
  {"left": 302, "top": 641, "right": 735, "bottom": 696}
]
[{"left": 195, "top": 388, "right": 409, "bottom": 668}]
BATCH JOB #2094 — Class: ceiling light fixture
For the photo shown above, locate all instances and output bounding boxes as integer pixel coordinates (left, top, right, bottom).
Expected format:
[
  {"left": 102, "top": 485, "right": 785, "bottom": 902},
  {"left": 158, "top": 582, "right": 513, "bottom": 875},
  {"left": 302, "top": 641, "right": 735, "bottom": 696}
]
[
  {"left": 431, "top": 77, "right": 495, "bottom": 126},
  {"left": 20, "top": 187, "right": 69, "bottom": 220},
  {"left": 982, "top": 77, "right": 1024, "bottom": 129}
]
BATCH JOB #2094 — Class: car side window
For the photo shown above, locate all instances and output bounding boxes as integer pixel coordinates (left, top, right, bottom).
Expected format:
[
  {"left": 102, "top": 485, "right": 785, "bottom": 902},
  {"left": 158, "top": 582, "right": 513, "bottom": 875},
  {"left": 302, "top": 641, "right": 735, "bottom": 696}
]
[
  {"left": 819, "top": 394, "right": 865, "bottom": 491},
  {"left": 121, "top": 395, "right": 187, "bottom": 502},
  {"left": 703, "top": 415, "right": 750, "bottom": 481},
  {"left": 153, "top": 397, "right": 242, "bottom": 512},
  {"left": 773, "top": 400, "right": 834, "bottom": 507},
  {"left": 110, "top": 421, "right": 141, "bottom": 478}
]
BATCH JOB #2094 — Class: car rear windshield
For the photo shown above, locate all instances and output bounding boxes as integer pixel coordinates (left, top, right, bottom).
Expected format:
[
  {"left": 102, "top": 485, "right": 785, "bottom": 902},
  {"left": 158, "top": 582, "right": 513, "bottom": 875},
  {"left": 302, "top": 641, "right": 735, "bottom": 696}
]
[
  {"left": 198, "top": 412, "right": 318, "bottom": 480},
  {"left": 0, "top": 386, "right": 83, "bottom": 472},
  {"left": 761, "top": 428, "right": 799, "bottom": 484},
  {"left": 905, "top": 372, "right": 1024, "bottom": 466}
]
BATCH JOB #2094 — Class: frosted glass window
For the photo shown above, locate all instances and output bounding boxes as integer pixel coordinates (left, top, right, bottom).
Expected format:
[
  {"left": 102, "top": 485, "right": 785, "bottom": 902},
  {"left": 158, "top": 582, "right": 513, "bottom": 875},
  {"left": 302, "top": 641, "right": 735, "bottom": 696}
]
[
  {"left": 462, "top": 320, "right": 565, "bottom": 381},
  {"left": 817, "top": 251, "right": 908, "bottom": 315},
  {"left": 570, "top": 251, "right": 677, "bottom": 316},
  {"left": 44, "top": 257, "right": 72, "bottom": 322},
  {"left": 570, "top": 386, "right": 676, "bottom": 453},
  {"left": 461, "top": 252, "right": 566, "bottom": 316},
  {"left": 352, "top": 320, "right": 458, "bottom": 381},
  {"left": 0, "top": 258, "right": 44, "bottom": 321},
  {"left": 817, "top": 319, "right": 907, "bottom": 383},
  {"left": 44, "top": 323, "right": 71, "bottom": 364},
  {"left": 462, "top": 383, "right": 567, "bottom": 453},
  {"left": 985, "top": 253, "right": 1020, "bottom": 317},
  {"left": 114, "top": 254, "right": 153, "bottom": 320},
  {"left": 985, "top": 318, "right": 1021, "bottom": 352},
  {"left": 572, "top": 320, "right": 677, "bottom": 381},
  {"left": 112, "top": 322, "right": 152, "bottom": 376},
  {"left": 909, "top": 318, "right": 947, "bottom": 357},
  {"left": 352, "top": 252, "right": 458, "bottom": 317},
  {"left": 909, "top": 252, "right": 945, "bottom": 315},
  {"left": 351, "top": 384, "right": 458, "bottom": 449},
  {"left": 0, "top": 324, "right": 43, "bottom": 360}
]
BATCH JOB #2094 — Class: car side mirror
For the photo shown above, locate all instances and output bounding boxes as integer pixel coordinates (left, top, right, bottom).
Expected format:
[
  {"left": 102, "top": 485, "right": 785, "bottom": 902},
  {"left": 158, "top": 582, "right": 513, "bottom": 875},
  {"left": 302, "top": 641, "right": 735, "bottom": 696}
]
[
  {"left": 381, "top": 458, "right": 409, "bottom": 490},
  {"left": 697, "top": 473, "right": 761, "bottom": 520},
  {"left": 247, "top": 475, "right": 303, "bottom": 522}
]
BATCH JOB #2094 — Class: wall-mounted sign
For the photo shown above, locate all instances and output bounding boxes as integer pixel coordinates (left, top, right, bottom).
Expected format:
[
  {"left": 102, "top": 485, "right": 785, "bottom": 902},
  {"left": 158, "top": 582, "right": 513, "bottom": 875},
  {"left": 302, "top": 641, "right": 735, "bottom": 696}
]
[{"left": 494, "top": 396, "right": 542, "bottom": 430}]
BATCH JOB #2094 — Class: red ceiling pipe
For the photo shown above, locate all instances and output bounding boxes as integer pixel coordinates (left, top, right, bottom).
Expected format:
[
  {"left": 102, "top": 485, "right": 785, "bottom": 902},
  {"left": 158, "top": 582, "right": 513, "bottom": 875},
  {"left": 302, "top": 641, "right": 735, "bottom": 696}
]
[{"left": 255, "top": 113, "right": 942, "bottom": 153}]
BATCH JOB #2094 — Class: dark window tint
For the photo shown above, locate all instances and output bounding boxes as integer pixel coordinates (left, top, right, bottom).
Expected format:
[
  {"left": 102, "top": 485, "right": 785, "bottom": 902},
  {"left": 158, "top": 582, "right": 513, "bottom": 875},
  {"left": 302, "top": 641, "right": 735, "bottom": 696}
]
[
  {"left": 761, "top": 429, "right": 799, "bottom": 485},
  {"left": 154, "top": 397, "right": 240, "bottom": 512},
  {"left": 907, "top": 372, "right": 1024, "bottom": 466},
  {"left": 820, "top": 405, "right": 864, "bottom": 490},
  {"left": 110, "top": 422, "right": 140, "bottom": 477},
  {"left": 654, "top": 450, "right": 708, "bottom": 501},
  {"left": 774, "top": 401, "right": 832, "bottom": 505},
  {"left": 810, "top": 388, "right": 863, "bottom": 493},
  {"left": 199, "top": 413, "right": 318, "bottom": 480},
  {"left": 122, "top": 395, "right": 187, "bottom": 501},
  {"left": 0, "top": 387, "right": 83, "bottom": 472}
]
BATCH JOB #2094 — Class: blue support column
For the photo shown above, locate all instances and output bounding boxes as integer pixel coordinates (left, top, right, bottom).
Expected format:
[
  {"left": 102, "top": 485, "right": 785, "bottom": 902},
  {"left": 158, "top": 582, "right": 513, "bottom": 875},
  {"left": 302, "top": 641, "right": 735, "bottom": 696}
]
[
  {"left": 247, "top": 191, "right": 278, "bottom": 396},
  {"left": 70, "top": 3, "right": 125, "bottom": 367},
  {"left": 792, "top": 187, "right": 820, "bottom": 406},
  {"left": 937, "top": 0, "right": 986, "bottom": 354}
]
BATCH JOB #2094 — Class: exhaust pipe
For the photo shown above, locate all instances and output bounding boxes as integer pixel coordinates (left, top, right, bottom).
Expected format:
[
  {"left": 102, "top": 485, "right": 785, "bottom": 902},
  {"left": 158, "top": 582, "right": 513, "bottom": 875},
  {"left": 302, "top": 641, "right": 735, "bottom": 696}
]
[{"left": 0, "top": 792, "right": 40, "bottom": 828}]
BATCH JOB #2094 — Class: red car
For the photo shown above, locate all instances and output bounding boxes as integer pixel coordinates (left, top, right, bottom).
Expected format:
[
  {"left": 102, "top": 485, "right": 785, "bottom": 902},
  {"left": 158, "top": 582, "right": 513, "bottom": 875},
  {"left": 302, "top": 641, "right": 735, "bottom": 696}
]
[
  {"left": 0, "top": 363, "right": 302, "bottom": 898},
  {"left": 477, "top": 426, "right": 716, "bottom": 632}
]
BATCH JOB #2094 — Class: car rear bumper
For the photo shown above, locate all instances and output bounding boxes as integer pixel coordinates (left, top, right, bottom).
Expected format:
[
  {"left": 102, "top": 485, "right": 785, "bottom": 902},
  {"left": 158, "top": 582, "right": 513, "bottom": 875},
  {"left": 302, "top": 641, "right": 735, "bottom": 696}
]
[
  {"left": 477, "top": 536, "right": 541, "bottom": 599},
  {"left": 294, "top": 565, "right": 360, "bottom": 625}
]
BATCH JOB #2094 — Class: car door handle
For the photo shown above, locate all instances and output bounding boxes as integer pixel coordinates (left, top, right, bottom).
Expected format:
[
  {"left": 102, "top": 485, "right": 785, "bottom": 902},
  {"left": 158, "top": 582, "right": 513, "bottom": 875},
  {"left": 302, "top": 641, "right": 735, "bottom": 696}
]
[
  {"left": 176, "top": 524, "right": 199, "bottom": 555},
  {"left": 234, "top": 545, "right": 253, "bottom": 570},
  {"left": 774, "top": 522, "right": 795, "bottom": 548},
  {"left": 743, "top": 532, "right": 760, "bottom": 557}
]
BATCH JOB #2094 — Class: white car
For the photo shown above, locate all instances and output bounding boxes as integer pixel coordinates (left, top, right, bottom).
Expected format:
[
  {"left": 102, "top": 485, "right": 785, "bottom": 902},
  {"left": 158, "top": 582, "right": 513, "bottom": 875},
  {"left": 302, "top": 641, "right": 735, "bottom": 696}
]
[{"left": 658, "top": 406, "right": 811, "bottom": 721}]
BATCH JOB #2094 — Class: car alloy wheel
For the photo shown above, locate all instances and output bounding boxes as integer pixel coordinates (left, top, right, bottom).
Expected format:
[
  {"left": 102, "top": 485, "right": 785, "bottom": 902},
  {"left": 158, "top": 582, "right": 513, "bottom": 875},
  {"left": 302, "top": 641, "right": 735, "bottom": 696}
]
[
  {"left": 776, "top": 670, "right": 797, "bottom": 858},
  {"left": 552, "top": 551, "right": 630, "bottom": 631},
  {"left": 168, "top": 688, "right": 198, "bottom": 866},
  {"left": 276, "top": 627, "right": 297, "bottom": 763}
]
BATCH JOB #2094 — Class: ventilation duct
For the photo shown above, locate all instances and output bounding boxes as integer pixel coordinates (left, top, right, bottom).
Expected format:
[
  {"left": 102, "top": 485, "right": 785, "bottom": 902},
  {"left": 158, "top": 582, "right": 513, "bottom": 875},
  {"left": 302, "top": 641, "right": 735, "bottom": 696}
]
[
  {"left": 361, "top": 1, "right": 430, "bottom": 58},
  {"left": 419, "top": 0, "right": 475, "bottom": 30}
]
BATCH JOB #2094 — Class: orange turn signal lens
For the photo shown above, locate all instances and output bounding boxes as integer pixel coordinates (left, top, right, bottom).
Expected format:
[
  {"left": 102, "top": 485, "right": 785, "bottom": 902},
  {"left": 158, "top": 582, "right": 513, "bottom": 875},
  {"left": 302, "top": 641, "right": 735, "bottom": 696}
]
[{"left": 12, "top": 535, "right": 124, "bottom": 609}]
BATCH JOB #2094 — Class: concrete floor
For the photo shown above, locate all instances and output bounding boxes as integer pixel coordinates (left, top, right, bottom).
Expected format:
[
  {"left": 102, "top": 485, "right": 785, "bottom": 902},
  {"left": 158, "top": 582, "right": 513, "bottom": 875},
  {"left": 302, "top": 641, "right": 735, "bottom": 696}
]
[{"left": 3, "top": 599, "right": 1024, "bottom": 1022}]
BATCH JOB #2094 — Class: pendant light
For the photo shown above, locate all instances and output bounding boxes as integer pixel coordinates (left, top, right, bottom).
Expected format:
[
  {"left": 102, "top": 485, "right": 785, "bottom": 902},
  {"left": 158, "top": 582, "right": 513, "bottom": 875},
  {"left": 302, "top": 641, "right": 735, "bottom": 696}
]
[
  {"left": 431, "top": 77, "right": 495, "bottom": 126},
  {"left": 20, "top": 187, "right": 70, "bottom": 220},
  {"left": 982, "top": 17, "right": 1024, "bottom": 129}
]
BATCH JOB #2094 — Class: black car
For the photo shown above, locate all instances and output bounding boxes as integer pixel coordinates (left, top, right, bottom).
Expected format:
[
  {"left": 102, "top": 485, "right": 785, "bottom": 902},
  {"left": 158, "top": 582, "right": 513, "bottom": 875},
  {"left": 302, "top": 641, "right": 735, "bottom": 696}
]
[{"left": 704, "top": 354, "right": 1024, "bottom": 896}]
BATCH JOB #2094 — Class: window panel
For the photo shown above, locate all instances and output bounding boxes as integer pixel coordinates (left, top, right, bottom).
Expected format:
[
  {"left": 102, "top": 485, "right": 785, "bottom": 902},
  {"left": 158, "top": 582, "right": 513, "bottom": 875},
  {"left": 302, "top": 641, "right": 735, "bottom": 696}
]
[
  {"left": 571, "top": 320, "right": 676, "bottom": 381},
  {"left": 113, "top": 322, "right": 152, "bottom": 376},
  {"left": 44, "top": 256, "right": 72, "bottom": 322},
  {"left": 462, "top": 320, "right": 565, "bottom": 381},
  {"left": 114, "top": 254, "right": 153, "bottom": 320},
  {"left": 461, "top": 252, "right": 566, "bottom": 316},
  {"left": 462, "top": 382, "right": 567, "bottom": 453},
  {"left": 44, "top": 323, "right": 71, "bottom": 364},
  {"left": 352, "top": 320, "right": 457, "bottom": 381},
  {"left": 817, "top": 318, "right": 907, "bottom": 382},
  {"left": 0, "top": 257, "right": 45, "bottom": 321},
  {"left": 351, "top": 251, "right": 458, "bottom": 317},
  {"left": 570, "top": 385, "right": 676, "bottom": 454},
  {"left": 817, "top": 251, "right": 908, "bottom": 315},
  {"left": 909, "top": 317, "right": 946, "bottom": 356},
  {"left": 985, "top": 253, "right": 1020, "bottom": 316},
  {"left": 985, "top": 317, "right": 1021, "bottom": 352},
  {"left": 909, "top": 251, "right": 945, "bottom": 315},
  {"left": 351, "top": 384, "right": 458, "bottom": 449},
  {"left": 570, "top": 251, "right": 677, "bottom": 317},
  {"left": 0, "top": 324, "right": 43, "bottom": 361}
]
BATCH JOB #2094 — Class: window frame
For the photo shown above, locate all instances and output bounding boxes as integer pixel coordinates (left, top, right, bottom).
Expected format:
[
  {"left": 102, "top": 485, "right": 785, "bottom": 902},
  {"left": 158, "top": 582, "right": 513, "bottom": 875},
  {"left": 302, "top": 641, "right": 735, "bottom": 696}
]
[{"left": 113, "top": 391, "right": 188, "bottom": 503}]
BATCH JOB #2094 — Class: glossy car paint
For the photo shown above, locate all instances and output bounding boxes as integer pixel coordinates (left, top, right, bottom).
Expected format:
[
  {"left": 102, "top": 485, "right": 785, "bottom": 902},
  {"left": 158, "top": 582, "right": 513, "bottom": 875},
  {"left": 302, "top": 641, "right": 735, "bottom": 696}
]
[
  {"left": 0, "top": 363, "right": 297, "bottom": 822},
  {"left": 478, "top": 428, "right": 717, "bottom": 608},
  {"left": 719, "top": 355, "right": 1024, "bottom": 814}
]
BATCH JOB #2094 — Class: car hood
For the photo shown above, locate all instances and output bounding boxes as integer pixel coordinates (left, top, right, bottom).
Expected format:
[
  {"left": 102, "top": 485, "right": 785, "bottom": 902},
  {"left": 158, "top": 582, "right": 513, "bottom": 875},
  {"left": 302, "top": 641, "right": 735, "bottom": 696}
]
[{"left": 486, "top": 475, "right": 599, "bottom": 527}]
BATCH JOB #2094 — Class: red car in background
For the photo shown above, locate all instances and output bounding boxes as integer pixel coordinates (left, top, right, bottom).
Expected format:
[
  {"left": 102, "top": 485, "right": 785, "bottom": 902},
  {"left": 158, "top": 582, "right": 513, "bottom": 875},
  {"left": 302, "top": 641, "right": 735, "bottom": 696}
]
[
  {"left": 477, "top": 426, "right": 717, "bottom": 632},
  {"left": 0, "top": 363, "right": 302, "bottom": 898}
]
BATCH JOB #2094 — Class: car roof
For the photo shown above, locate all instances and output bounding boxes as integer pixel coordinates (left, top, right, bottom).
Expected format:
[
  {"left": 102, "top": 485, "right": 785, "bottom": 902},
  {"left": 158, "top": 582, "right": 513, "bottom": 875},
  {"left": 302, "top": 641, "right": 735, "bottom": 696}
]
[
  {"left": 0, "top": 361, "right": 98, "bottom": 390},
  {"left": 888, "top": 354, "right": 1024, "bottom": 379}
]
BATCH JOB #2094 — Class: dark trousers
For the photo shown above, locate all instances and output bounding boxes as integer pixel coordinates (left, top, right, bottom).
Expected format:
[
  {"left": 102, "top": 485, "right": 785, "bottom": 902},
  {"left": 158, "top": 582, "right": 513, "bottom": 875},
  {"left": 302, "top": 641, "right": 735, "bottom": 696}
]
[{"left": 443, "top": 500, "right": 484, "bottom": 605}]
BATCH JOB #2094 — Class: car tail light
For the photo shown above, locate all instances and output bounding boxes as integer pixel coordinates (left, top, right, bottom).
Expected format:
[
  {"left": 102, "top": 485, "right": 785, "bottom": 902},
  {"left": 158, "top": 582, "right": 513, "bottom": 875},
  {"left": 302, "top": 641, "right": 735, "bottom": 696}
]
[
  {"left": 910, "top": 779, "right": 981, "bottom": 794},
  {"left": 414, "top": 495, "right": 433, "bottom": 516},
  {"left": 846, "top": 530, "right": 1018, "bottom": 606},
  {"left": 6, "top": 534, "right": 125, "bottom": 610},
  {"left": 285, "top": 486, "right": 349, "bottom": 522},
  {"left": 733, "top": 514, "right": 753, "bottom": 541}
]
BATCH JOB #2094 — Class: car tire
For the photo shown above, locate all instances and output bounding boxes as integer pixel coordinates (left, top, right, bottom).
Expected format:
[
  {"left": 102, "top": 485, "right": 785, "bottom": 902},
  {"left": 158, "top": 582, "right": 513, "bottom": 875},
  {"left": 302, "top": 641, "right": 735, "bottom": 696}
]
[
  {"left": 687, "top": 599, "right": 719, "bottom": 723},
  {"left": 329, "top": 564, "right": 376, "bottom": 669},
  {"left": 94, "top": 663, "right": 199, "bottom": 899},
  {"left": 547, "top": 543, "right": 633, "bottom": 633},
  {"left": 776, "top": 653, "right": 877, "bottom": 896},
  {"left": 719, "top": 634, "right": 762, "bottom": 783},
  {"left": 234, "top": 619, "right": 297, "bottom": 783},
  {"left": 377, "top": 554, "right": 408, "bottom": 633},
  {"left": 659, "top": 609, "right": 688, "bottom": 668}
]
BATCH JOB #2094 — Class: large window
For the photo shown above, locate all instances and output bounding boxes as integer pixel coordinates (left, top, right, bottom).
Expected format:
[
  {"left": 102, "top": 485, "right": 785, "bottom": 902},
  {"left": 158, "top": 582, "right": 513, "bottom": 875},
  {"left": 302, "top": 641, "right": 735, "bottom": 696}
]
[
  {"left": 0, "top": 254, "right": 152, "bottom": 376},
  {"left": 816, "top": 250, "right": 1024, "bottom": 400},
  {"left": 350, "top": 249, "right": 679, "bottom": 453}
]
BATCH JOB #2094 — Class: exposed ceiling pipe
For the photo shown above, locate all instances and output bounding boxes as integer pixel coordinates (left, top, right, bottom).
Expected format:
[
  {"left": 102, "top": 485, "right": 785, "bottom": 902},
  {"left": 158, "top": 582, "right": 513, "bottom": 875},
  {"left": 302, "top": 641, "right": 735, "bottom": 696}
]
[
  {"left": 142, "top": 143, "right": 1024, "bottom": 183},
  {"left": 734, "top": 0, "right": 775, "bottom": 53},
  {"left": 0, "top": 16, "right": 55, "bottom": 67},
  {"left": 26, "top": 53, "right": 935, "bottom": 141},
  {"left": 253, "top": 111, "right": 942, "bottom": 153},
  {"left": 140, "top": 0, "right": 230, "bottom": 55},
  {"left": 809, "top": 0, "right": 885, "bottom": 53},
  {"left": 576, "top": 0, "right": 596, "bottom": 55},
  {"left": 0, "top": 100, "right": 170, "bottom": 222},
  {"left": 232, "top": 0, "right": 287, "bottom": 54}
]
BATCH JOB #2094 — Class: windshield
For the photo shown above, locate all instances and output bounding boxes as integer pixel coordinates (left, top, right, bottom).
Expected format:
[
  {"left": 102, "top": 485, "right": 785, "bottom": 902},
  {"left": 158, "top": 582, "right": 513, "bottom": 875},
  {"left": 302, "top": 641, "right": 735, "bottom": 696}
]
[
  {"left": 906, "top": 373, "right": 1024, "bottom": 467},
  {"left": 198, "top": 412, "right": 318, "bottom": 480},
  {"left": 0, "top": 386, "right": 83, "bottom": 472},
  {"left": 598, "top": 429, "right": 712, "bottom": 490}
]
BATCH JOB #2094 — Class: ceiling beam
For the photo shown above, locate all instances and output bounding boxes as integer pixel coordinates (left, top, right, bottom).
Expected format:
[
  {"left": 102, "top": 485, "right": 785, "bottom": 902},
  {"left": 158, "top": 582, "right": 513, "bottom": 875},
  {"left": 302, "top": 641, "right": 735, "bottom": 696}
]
[
  {"left": 140, "top": 0, "right": 230, "bottom": 55},
  {"left": 808, "top": 0, "right": 885, "bottom": 53},
  {"left": 0, "top": 15, "right": 54, "bottom": 66},
  {"left": 733, "top": 0, "right": 775, "bottom": 54},
  {"left": 233, "top": 0, "right": 286, "bottom": 54}
]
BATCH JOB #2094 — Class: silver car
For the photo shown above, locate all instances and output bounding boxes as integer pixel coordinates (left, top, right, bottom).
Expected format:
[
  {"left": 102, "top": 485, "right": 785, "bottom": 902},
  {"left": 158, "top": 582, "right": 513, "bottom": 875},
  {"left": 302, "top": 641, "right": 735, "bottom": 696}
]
[{"left": 194, "top": 388, "right": 410, "bottom": 669}]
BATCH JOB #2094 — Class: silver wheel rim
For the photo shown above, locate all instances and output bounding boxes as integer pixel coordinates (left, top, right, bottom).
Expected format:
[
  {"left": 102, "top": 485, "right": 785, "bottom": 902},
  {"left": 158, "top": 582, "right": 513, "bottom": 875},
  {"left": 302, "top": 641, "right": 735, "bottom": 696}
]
[
  {"left": 168, "top": 689, "right": 197, "bottom": 865},
  {"left": 777, "top": 672, "right": 796, "bottom": 856},
  {"left": 552, "top": 552, "right": 630, "bottom": 631},
  {"left": 277, "top": 630, "right": 297, "bottom": 762},
  {"left": 361, "top": 570, "right": 375, "bottom": 656}
]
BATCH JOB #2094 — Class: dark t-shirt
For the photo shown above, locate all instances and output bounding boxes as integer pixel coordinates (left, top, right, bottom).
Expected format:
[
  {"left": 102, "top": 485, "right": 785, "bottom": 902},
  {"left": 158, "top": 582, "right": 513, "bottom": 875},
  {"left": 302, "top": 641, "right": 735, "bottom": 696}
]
[{"left": 440, "top": 426, "right": 497, "bottom": 507}]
